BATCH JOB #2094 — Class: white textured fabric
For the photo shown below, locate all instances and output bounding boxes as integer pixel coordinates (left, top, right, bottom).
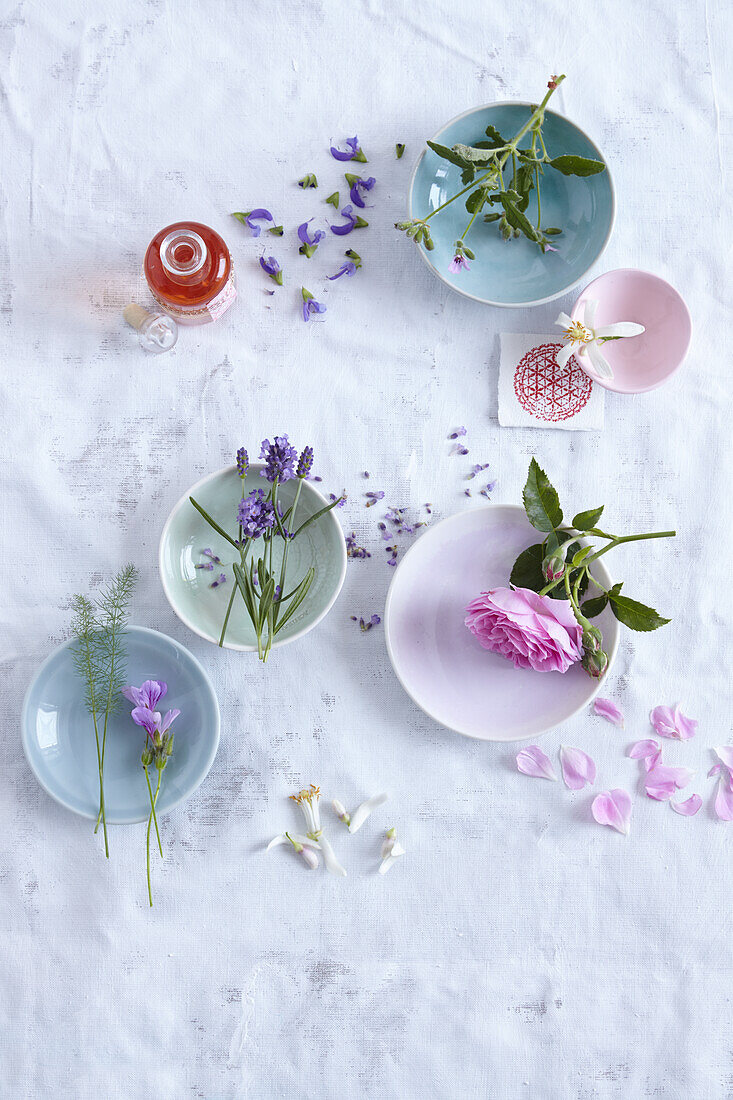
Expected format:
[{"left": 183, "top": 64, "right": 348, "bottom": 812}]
[{"left": 1, "top": 2, "right": 732, "bottom": 1098}]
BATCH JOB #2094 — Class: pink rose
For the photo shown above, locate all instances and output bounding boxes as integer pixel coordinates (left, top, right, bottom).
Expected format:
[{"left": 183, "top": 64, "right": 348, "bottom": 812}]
[{"left": 465, "top": 586, "right": 583, "bottom": 673}]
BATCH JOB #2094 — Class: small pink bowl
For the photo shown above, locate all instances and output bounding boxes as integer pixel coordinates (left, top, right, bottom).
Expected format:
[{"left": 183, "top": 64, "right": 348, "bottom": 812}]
[{"left": 571, "top": 269, "right": 692, "bottom": 393}]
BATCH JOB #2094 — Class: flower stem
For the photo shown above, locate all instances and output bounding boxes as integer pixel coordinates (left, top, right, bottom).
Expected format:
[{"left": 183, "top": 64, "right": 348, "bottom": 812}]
[
  {"left": 273, "top": 478, "right": 303, "bottom": 628},
  {"left": 144, "top": 764, "right": 163, "bottom": 857},
  {"left": 145, "top": 769, "right": 163, "bottom": 908},
  {"left": 582, "top": 530, "right": 676, "bottom": 568}
]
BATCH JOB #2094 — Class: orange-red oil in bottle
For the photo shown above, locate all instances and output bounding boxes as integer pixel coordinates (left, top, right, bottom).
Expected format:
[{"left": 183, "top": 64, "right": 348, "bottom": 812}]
[{"left": 144, "top": 221, "right": 236, "bottom": 325}]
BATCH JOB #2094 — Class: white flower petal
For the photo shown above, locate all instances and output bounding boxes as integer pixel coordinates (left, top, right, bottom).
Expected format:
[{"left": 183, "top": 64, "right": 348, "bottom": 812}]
[
  {"left": 348, "top": 792, "right": 388, "bottom": 833},
  {"left": 318, "top": 834, "right": 347, "bottom": 877},
  {"left": 266, "top": 833, "right": 320, "bottom": 852},
  {"left": 555, "top": 342, "right": 575, "bottom": 370},
  {"left": 555, "top": 311, "right": 573, "bottom": 328},
  {"left": 586, "top": 341, "right": 614, "bottom": 379},
  {"left": 378, "top": 847, "right": 405, "bottom": 875},
  {"left": 595, "top": 321, "right": 645, "bottom": 338},
  {"left": 583, "top": 298, "right": 599, "bottom": 329}
]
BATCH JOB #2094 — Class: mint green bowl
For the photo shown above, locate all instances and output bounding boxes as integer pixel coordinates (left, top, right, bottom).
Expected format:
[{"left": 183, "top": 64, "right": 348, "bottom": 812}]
[{"left": 159, "top": 464, "right": 347, "bottom": 652}]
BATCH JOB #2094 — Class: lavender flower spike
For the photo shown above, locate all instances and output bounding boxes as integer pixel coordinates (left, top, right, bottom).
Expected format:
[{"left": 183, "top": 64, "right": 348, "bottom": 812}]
[
  {"left": 238, "top": 488, "right": 276, "bottom": 537},
  {"left": 330, "top": 135, "right": 366, "bottom": 162},
  {"left": 301, "top": 286, "right": 327, "bottom": 322},
  {"left": 236, "top": 447, "right": 249, "bottom": 478},
  {"left": 232, "top": 209, "right": 274, "bottom": 238},
  {"left": 259, "top": 256, "right": 283, "bottom": 285},
  {"left": 296, "top": 446, "right": 314, "bottom": 479},
  {"left": 345, "top": 173, "right": 376, "bottom": 209},
  {"left": 260, "top": 435, "right": 298, "bottom": 483}
]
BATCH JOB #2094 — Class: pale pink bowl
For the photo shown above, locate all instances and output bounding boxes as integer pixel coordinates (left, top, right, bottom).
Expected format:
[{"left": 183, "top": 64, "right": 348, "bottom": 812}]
[{"left": 571, "top": 269, "right": 692, "bottom": 394}]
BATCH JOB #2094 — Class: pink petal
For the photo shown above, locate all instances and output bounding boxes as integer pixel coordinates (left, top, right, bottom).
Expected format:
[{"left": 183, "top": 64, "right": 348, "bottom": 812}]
[
  {"left": 650, "top": 703, "right": 697, "bottom": 740},
  {"left": 593, "top": 697, "right": 624, "bottom": 728},
  {"left": 627, "top": 739, "right": 660, "bottom": 759},
  {"left": 592, "top": 789, "right": 632, "bottom": 835},
  {"left": 714, "top": 775, "right": 733, "bottom": 821},
  {"left": 673, "top": 705, "right": 698, "bottom": 741},
  {"left": 713, "top": 746, "right": 733, "bottom": 773},
  {"left": 516, "top": 745, "right": 557, "bottom": 781},
  {"left": 708, "top": 764, "right": 722, "bottom": 778},
  {"left": 560, "top": 746, "right": 596, "bottom": 790},
  {"left": 670, "top": 794, "right": 702, "bottom": 816},
  {"left": 644, "top": 763, "right": 695, "bottom": 801}
]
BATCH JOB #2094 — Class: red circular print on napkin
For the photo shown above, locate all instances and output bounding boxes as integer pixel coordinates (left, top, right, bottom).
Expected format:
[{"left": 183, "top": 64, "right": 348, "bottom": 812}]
[{"left": 514, "top": 342, "right": 592, "bottom": 422}]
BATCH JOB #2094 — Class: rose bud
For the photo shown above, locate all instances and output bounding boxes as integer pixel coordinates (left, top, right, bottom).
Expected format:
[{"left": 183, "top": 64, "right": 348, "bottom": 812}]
[
  {"left": 582, "top": 625, "right": 603, "bottom": 654},
  {"left": 542, "top": 548, "right": 566, "bottom": 583},
  {"left": 582, "top": 648, "right": 609, "bottom": 679}
]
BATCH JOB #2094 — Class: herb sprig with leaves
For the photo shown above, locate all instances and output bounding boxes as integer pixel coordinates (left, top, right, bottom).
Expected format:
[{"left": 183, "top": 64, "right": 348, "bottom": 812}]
[
  {"left": 396, "top": 75, "right": 606, "bottom": 264},
  {"left": 190, "top": 439, "right": 344, "bottom": 662},
  {"left": 511, "top": 460, "right": 674, "bottom": 677},
  {"left": 70, "top": 564, "right": 138, "bottom": 855}
]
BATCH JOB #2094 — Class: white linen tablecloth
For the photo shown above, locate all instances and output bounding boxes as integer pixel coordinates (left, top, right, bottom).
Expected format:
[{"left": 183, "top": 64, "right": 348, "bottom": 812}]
[{"left": 1, "top": 1, "right": 731, "bottom": 1096}]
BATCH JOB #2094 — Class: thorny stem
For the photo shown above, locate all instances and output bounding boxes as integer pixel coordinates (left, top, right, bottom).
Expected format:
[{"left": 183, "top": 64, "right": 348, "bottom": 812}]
[{"left": 538, "top": 528, "right": 676, "bottom": 597}]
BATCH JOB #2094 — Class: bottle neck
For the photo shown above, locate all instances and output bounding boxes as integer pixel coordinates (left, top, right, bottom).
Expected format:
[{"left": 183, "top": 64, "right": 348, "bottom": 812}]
[{"left": 159, "top": 228, "right": 208, "bottom": 285}]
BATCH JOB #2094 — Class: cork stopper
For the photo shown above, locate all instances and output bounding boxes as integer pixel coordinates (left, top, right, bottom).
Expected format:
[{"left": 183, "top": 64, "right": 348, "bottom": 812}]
[{"left": 123, "top": 303, "right": 152, "bottom": 331}]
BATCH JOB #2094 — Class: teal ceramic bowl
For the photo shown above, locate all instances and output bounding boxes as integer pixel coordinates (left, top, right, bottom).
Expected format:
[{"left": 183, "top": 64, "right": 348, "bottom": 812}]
[
  {"left": 159, "top": 464, "right": 347, "bottom": 651},
  {"left": 21, "top": 626, "right": 220, "bottom": 823},
  {"left": 408, "top": 102, "right": 615, "bottom": 307}
]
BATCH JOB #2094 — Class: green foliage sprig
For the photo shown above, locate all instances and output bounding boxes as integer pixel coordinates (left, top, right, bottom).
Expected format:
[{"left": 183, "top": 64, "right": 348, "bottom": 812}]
[
  {"left": 70, "top": 564, "right": 138, "bottom": 854},
  {"left": 396, "top": 75, "right": 606, "bottom": 260},
  {"left": 511, "top": 460, "right": 674, "bottom": 678}
]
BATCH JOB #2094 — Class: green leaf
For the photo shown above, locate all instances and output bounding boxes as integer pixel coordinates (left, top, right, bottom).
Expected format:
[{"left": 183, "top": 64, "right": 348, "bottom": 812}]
[
  {"left": 189, "top": 496, "right": 239, "bottom": 548},
  {"left": 571, "top": 545, "right": 592, "bottom": 568},
  {"left": 608, "top": 594, "right": 671, "bottom": 632},
  {"left": 609, "top": 582, "right": 624, "bottom": 596},
  {"left": 509, "top": 543, "right": 547, "bottom": 592},
  {"left": 497, "top": 194, "right": 540, "bottom": 242},
  {"left": 572, "top": 506, "right": 604, "bottom": 530},
  {"left": 484, "top": 123, "right": 506, "bottom": 148},
  {"left": 274, "top": 569, "right": 316, "bottom": 634},
  {"left": 522, "top": 458, "right": 563, "bottom": 532},
  {"left": 581, "top": 594, "right": 608, "bottom": 618},
  {"left": 325, "top": 191, "right": 340, "bottom": 208},
  {"left": 549, "top": 155, "right": 606, "bottom": 177},
  {"left": 460, "top": 166, "right": 476, "bottom": 185},
  {"left": 426, "top": 140, "right": 474, "bottom": 169},
  {"left": 465, "top": 187, "right": 489, "bottom": 214}
]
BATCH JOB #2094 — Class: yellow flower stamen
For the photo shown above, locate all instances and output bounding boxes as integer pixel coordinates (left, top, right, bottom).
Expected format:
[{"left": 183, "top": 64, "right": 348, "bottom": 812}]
[{"left": 564, "top": 322, "right": 593, "bottom": 344}]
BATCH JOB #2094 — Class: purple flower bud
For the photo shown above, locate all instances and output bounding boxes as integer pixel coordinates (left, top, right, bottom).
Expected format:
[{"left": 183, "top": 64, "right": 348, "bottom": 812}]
[
  {"left": 296, "top": 446, "right": 314, "bottom": 479},
  {"left": 236, "top": 447, "right": 249, "bottom": 478}
]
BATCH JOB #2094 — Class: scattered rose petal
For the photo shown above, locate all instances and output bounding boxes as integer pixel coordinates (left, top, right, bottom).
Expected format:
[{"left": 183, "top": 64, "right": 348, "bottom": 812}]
[
  {"left": 592, "top": 789, "right": 632, "bottom": 835},
  {"left": 516, "top": 745, "right": 557, "bottom": 781},
  {"left": 650, "top": 704, "right": 698, "bottom": 740},
  {"left": 708, "top": 764, "right": 722, "bottom": 778},
  {"left": 714, "top": 773, "right": 733, "bottom": 821},
  {"left": 349, "top": 792, "right": 388, "bottom": 834},
  {"left": 671, "top": 794, "right": 702, "bottom": 816},
  {"left": 593, "top": 697, "right": 624, "bottom": 728},
  {"left": 627, "top": 739, "right": 660, "bottom": 760},
  {"left": 560, "top": 746, "right": 596, "bottom": 790},
  {"left": 712, "top": 746, "right": 733, "bottom": 773},
  {"left": 645, "top": 762, "right": 695, "bottom": 801}
]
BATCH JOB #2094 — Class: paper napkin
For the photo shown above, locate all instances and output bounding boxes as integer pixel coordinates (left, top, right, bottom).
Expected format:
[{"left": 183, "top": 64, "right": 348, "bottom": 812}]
[{"left": 498, "top": 333, "right": 604, "bottom": 431}]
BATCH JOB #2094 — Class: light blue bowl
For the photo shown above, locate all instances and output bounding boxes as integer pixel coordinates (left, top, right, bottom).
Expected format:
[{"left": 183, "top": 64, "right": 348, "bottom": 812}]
[
  {"left": 159, "top": 464, "right": 347, "bottom": 651},
  {"left": 21, "top": 626, "right": 220, "bottom": 823},
  {"left": 408, "top": 102, "right": 615, "bottom": 307}
]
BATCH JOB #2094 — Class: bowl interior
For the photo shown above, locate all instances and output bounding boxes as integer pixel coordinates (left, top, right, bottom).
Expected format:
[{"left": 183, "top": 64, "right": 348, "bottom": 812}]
[
  {"left": 385, "top": 505, "right": 619, "bottom": 741},
  {"left": 572, "top": 269, "right": 692, "bottom": 393},
  {"left": 409, "top": 103, "right": 614, "bottom": 306},
  {"left": 160, "top": 466, "right": 346, "bottom": 649},
  {"left": 21, "top": 626, "right": 220, "bottom": 823}
]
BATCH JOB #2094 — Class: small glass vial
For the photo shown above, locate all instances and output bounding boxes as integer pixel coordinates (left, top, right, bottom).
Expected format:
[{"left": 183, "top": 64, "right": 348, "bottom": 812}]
[
  {"left": 123, "top": 304, "right": 178, "bottom": 353},
  {"left": 144, "top": 221, "right": 236, "bottom": 325}
]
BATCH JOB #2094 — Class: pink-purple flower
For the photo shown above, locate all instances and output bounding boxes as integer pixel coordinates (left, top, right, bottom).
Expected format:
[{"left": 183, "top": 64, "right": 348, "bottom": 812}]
[
  {"left": 297, "top": 220, "right": 325, "bottom": 258},
  {"left": 301, "top": 286, "right": 326, "bottom": 322},
  {"left": 465, "top": 586, "right": 583, "bottom": 673},
  {"left": 330, "top": 135, "right": 366, "bottom": 162},
  {"left": 238, "top": 487, "right": 276, "bottom": 536},
  {"left": 449, "top": 254, "right": 470, "bottom": 274},
  {"left": 232, "top": 209, "right": 274, "bottom": 238},
  {"left": 329, "top": 205, "right": 367, "bottom": 235},
  {"left": 259, "top": 256, "right": 283, "bottom": 285},
  {"left": 122, "top": 679, "right": 167, "bottom": 711},
  {"left": 345, "top": 173, "right": 375, "bottom": 208}
]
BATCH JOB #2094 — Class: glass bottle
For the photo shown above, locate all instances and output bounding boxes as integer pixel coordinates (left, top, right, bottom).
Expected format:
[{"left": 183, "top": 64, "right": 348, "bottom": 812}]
[{"left": 144, "top": 221, "right": 236, "bottom": 325}]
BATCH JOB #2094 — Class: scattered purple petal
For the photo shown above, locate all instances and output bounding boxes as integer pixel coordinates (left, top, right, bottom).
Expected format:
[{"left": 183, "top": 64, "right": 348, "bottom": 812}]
[
  {"left": 210, "top": 573, "right": 227, "bottom": 589},
  {"left": 233, "top": 208, "right": 273, "bottom": 238},
  {"left": 345, "top": 532, "right": 371, "bottom": 560},
  {"left": 449, "top": 427, "right": 467, "bottom": 439},
  {"left": 330, "top": 205, "right": 357, "bottom": 235},
  {"left": 347, "top": 174, "right": 376, "bottom": 208},
  {"left": 365, "top": 490, "right": 385, "bottom": 507},
  {"left": 330, "top": 135, "right": 362, "bottom": 162},
  {"left": 328, "top": 261, "right": 358, "bottom": 280}
]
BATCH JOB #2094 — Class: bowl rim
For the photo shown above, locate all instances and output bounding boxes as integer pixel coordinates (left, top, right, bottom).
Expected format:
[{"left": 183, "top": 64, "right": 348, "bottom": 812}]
[
  {"left": 383, "top": 503, "right": 620, "bottom": 741},
  {"left": 158, "top": 463, "right": 348, "bottom": 652},
  {"left": 20, "top": 624, "right": 221, "bottom": 823},
  {"left": 407, "top": 100, "right": 616, "bottom": 308},
  {"left": 570, "top": 267, "right": 693, "bottom": 394}
]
